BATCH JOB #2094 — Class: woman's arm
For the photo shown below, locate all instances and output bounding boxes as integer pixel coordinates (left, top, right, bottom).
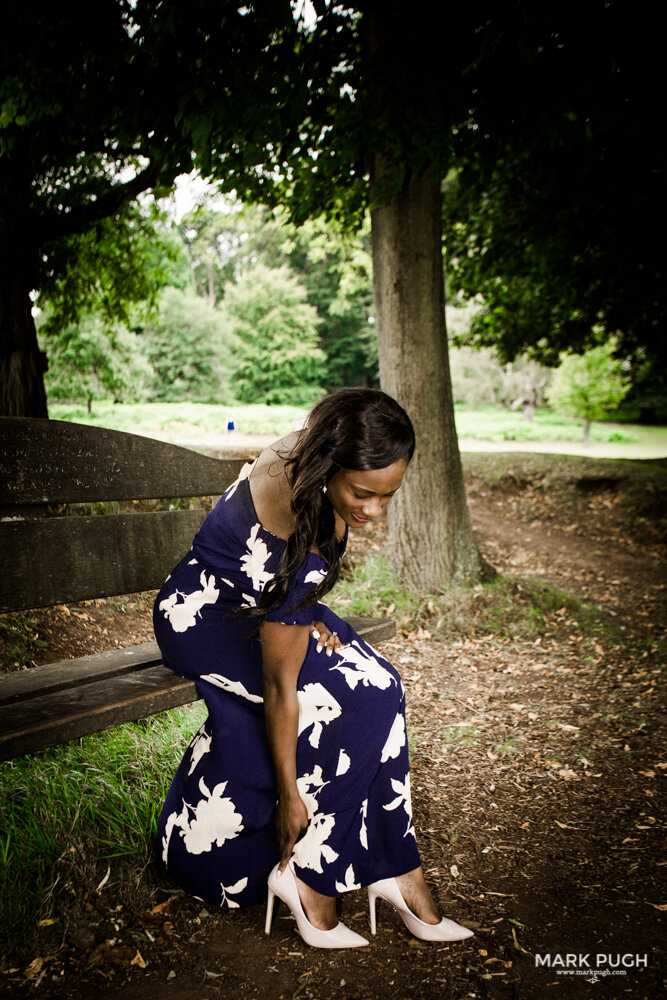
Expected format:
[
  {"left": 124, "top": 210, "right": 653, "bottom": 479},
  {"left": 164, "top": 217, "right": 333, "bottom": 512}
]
[{"left": 260, "top": 619, "right": 311, "bottom": 871}]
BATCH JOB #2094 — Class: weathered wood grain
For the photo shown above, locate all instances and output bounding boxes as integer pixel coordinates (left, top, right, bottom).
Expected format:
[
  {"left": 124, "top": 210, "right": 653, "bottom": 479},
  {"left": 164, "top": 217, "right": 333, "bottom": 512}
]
[
  {"left": 0, "top": 642, "right": 163, "bottom": 704},
  {"left": 0, "top": 665, "right": 198, "bottom": 760},
  {"left": 0, "top": 417, "right": 247, "bottom": 504},
  {"left": 0, "top": 510, "right": 208, "bottom": 612},
  {"left": 0, "top": 618, "right": 396, "bottom": 760}
]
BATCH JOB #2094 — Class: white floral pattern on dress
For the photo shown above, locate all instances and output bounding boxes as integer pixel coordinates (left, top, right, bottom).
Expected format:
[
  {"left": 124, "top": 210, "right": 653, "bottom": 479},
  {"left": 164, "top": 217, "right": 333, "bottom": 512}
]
[
  {"left": 200, "top": 673, "right": 263, "bottom": 704},
  {"left": 220, "top": 877, "right": 249, "bottom": 908},
  {"left": 223, "top": 460, "right": 255, "bottom": 504},
  {"left": 297, "top": 683, "right": 342, "bottom": 748},
  {"left": 187, "top": 724, "right": 212, "bottom": 776},
  {"left": 304, "top": 567, "right": 327, "bottom": 585},
  {"left": 331, "top": 639, "right": 397, "bottom": 691},
  {"left": 158, "top": 571, "right": 220, "bottom": 633},
  {"left": 336, "top": 749, "right": 351, "bottom": 775},
  {"left": 359, "top": 798, "right": 369, "bottom": 850},
  {"left": 335, "top": 863, "right": 360, "bottom": 893},
  {"left": 382, "top": 772, "right": 416, "bottom": 839},
  {"left": 162, "top": 776, "right": 244, "bottom": 860},
  {"left": 240, "top": 523, "right": 273, "bottom": 591},
  {"left": 293, "top": 766, "right": 339, "bottom": 874},
  {"left": 380, "top": 713, "right": 407, "bottom": 763}
]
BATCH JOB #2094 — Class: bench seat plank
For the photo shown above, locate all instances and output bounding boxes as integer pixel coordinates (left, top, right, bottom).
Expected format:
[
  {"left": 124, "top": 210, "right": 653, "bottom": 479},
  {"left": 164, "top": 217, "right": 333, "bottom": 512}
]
[
  {"left": 0, "top": 642, "right": 163, "bottom": 705},
  {"left": 0, "top": 617, "right": 396, "bottom": 761},
  {"left": 0, "top": 665, "right": 197, "bottom": 761}
]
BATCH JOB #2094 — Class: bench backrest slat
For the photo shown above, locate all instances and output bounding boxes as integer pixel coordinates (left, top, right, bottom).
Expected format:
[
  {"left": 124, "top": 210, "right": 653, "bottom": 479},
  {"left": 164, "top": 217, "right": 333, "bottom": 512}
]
[
  {"left": 0, "top": 510, "right": 215, "bottom": 612},
  {"left": 1, "top": 418, "right": 249, "bottom": 614},
  {"left": 0, "top": 417, "right": 243, "bottom": 504}
]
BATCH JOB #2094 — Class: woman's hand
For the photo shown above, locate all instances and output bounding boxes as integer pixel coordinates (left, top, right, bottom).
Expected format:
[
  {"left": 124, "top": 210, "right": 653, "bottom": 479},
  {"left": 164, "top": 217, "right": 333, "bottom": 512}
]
[
  {"left": 275, "top": 791, "right": 309, "bottom": 872},
  {"left": 310, "top": 621, "right": 344, "bottom": 657}
]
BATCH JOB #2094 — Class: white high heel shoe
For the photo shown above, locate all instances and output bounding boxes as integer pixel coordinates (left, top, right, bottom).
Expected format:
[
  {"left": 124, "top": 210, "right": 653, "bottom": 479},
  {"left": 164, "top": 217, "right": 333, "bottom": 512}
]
[
  {"left": 265, "top": 863, "right": 369, "bottom": 949},
  {"left": 368, "top": 877, "right": 474, "bottom": 942}
]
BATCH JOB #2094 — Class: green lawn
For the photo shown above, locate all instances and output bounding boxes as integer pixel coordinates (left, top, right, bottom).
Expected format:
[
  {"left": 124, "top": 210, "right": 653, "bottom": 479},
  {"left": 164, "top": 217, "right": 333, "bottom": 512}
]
[
  {"left": 48, "top": 400, "right": 307, "bottom": 438},
  {"left": 48, "top": 400, "right": 667, "bottom": 451}
]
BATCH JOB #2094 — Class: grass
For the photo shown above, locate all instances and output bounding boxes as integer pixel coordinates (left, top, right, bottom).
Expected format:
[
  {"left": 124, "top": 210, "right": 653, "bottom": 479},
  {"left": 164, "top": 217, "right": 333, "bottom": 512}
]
[
  {"left": 0, "top": 614, "right": 48, "bottom": 671},
  {"left": 0, "top": 702, "right": 207, "bottom": 954},
  {"left": 453, "top": 404, "right": 645, "bottom": 444},
  {"left": 49, "top": 401, "right": 307, "bottom": 439},
  {"left": 48, "top": 400, "right": 667, "bottom": 452},
  {"left": 330, "top": 552, "right": 615, "bottom": 644}
]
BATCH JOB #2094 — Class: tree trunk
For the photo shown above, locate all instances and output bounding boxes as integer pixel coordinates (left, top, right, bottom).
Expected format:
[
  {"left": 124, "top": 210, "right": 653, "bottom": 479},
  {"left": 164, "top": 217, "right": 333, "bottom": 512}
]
[
  {"left": 371, "top": 167, "right": 492, "bottom": 589},
  {"left": 583, "top": 417, "right": 591, "bottom": 446},
  {"left": 0, "top": 251, "right": 48, "bottom": 417}
]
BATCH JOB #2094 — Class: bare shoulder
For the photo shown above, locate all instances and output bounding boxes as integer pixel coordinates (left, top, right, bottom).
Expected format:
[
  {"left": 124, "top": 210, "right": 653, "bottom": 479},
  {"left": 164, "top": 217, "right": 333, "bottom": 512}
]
[{"left": 248, "top": 432, "right": 300, "bottom": 539}]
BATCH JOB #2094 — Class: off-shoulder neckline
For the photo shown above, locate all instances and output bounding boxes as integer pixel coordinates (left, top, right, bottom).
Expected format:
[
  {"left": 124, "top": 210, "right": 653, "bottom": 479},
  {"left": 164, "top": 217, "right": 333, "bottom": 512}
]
[{"left": 242, "top": 476, "right": 348, "bottom": 561}]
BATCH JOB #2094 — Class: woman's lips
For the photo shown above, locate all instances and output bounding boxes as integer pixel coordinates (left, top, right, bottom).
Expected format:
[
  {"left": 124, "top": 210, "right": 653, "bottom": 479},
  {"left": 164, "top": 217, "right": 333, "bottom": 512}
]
[{"left": 352, "top": 512, "right": 370, "bottom": 523}]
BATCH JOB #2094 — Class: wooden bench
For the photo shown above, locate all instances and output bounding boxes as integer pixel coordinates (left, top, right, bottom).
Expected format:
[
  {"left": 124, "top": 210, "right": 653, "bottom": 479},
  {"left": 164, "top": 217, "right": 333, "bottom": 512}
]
[{"left": 0, "top": 417, "right": 395, "bottom": 762}]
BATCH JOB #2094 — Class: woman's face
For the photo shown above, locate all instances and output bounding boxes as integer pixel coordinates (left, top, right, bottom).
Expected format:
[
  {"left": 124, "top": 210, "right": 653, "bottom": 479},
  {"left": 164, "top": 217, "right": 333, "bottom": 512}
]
[{"left": 326, "top": 456, "right": 409, "bottom": 527}]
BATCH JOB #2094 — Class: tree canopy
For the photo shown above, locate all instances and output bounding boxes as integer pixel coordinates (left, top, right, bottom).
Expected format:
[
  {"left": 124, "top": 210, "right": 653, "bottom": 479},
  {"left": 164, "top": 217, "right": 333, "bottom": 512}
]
[
  {"left": 0, "top": 0, "right": 303, "bottom": 414},
  {"left": 442, "top": 0, "right": 666, "bottom": 369}
]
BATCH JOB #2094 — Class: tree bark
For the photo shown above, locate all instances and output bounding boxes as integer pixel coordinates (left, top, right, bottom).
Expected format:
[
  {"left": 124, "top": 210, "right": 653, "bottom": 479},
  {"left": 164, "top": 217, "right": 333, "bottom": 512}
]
[
  {"left": 582, "top": 417, "right": 591, "bottom": 446},
  {"left": 0, "top": 251, "right": 48, "bottom": 418},
  {"left": 371, "top": 167, "right": 492, "bottom": 589}
]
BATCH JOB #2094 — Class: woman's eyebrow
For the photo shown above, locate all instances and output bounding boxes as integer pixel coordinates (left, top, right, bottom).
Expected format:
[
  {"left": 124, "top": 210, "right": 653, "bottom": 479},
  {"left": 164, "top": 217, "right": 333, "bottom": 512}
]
[{"left": 350, "top": 482, "right": 399, "bottom": 496}]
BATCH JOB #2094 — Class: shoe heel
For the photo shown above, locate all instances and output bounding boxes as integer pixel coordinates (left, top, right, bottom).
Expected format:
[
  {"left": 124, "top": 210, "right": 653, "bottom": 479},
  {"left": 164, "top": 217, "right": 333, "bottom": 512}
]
[
  {"left": 368, "top": 887, "right": 378, "bottom": 935},
  {"left": 265, "top": 886, "right": 276, "bottom": 935}
]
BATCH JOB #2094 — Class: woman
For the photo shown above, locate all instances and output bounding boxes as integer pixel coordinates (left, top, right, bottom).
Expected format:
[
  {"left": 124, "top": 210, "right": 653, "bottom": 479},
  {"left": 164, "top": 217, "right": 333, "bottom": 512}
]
[{"left": 153, "top": 388, "right": 473, "bottom": 949}]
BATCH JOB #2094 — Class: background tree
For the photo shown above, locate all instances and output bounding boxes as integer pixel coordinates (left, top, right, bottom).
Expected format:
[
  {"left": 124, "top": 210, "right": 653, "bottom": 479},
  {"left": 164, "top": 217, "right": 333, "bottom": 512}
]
[
  {"left": 0, "top": 0, "right": 302, "bottom": 415},
  {"left": 39, "top": 316, "right": 154, "bottom": 413},
  {"left": 220, "top": 264, "right": 325, "bottom": 406},
  {"left": 546, "top": 343, "right": 630, "bottom": 445},
  {"left": 140, "top": 287, "right": 234, "bottom": 403},
  {"left": 178, "top": 198, "right": 378, "bottom": 388}
]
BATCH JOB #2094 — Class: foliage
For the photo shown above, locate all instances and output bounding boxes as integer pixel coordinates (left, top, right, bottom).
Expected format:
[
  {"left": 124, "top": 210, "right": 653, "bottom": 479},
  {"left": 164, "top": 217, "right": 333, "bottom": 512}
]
[
  {"left": 1, "top": 0, "right": 312, "bottom": 415},
  {"left": 40, "top": 315, "right": 154, "bottom": 410},
  {"left": 442, "top": 2, "right": 667, "bottom": 369},
  {"left": 221, "top": 264, "right": 325, "bottom": 405},
  {"left": 37, "top": 201, "right": 186, "bottom": 336},
  {"left": 179, "top": 197, "right": 378, "bottom": 388},
  {"left": 178, "top": 202, "right": 256, "bottom": 307},
  {"left": 286, "top": 218, "right": 378, "bottom": 389},
  {"left": 546, "top": 343, "right": 631, "bottom": 442},
  {"left": 140, "top": 287, "right": 235, "bottom": 403}
]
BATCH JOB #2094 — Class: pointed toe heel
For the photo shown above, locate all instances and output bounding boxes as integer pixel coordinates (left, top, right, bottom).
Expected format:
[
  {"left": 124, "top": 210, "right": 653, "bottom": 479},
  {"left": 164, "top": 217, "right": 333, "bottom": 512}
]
[
  {"left": 367, "top": 877, "right": 473, "bottom": 942},
  {"left": 265, "top": 864, "right": 368, "bottom": 949}
]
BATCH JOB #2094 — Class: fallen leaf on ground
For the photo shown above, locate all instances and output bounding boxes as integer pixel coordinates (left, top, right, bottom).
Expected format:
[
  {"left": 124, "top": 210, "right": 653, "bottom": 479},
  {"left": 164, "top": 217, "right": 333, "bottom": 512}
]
[
  {"left": 151, "top": 898, "right": 173, "bottom": 915},
  {"left": 24, "top": 957, "right": 49, "bottom": 980},
  {"left": 96, "top": 866, "right": 111, "bottom": 894}
]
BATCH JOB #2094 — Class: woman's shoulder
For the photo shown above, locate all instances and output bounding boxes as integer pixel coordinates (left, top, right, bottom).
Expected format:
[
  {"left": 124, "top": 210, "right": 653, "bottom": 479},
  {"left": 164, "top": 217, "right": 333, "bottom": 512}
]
[{"left": 248, "top": 434, "right": 299, "bottom": 540}]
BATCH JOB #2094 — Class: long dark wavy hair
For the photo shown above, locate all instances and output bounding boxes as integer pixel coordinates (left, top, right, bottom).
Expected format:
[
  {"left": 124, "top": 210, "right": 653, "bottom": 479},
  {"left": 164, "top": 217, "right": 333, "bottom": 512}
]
[{"left": 242, "top": 387, "right": 415, "bottom": 628}]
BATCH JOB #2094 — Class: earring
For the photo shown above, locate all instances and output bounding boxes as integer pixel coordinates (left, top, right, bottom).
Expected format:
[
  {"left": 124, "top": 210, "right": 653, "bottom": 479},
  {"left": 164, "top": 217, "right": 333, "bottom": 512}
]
[{"left": 322, "top": 482, "right": 328, "bottom": 494}]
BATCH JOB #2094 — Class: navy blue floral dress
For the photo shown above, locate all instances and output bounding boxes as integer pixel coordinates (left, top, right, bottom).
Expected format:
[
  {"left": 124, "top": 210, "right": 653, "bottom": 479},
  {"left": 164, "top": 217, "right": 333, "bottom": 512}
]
[{"left": 153, "top": 463, "right": 421, "bottom": 908}]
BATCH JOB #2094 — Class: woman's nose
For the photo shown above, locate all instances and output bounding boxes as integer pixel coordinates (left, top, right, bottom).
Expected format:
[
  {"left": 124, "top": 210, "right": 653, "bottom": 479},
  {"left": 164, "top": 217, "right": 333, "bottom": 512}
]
[{"left": 362, "top": 497, "right": 383, "bottom": 518}]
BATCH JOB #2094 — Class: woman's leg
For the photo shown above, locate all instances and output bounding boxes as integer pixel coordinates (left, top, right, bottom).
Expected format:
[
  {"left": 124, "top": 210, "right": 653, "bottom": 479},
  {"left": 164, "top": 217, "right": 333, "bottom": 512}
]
[
  {"left": 394, "top": 866, "right": 440, "bottom": 924},
  {"left": 293, "top": 873, "right": 338, "bottom": 929}
]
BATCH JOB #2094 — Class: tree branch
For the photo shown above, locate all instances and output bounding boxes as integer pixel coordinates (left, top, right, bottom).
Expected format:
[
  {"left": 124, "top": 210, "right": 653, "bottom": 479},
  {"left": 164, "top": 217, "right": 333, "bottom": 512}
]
[{"left": 37, "top": 160, "right": 165, "bottom": 245}]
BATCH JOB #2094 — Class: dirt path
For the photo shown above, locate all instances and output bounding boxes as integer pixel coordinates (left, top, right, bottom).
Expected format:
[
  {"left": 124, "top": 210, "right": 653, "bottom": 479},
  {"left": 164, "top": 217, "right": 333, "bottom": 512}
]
[{"left": 2, "top": 463, "right": 665, "bottom": 1000}]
